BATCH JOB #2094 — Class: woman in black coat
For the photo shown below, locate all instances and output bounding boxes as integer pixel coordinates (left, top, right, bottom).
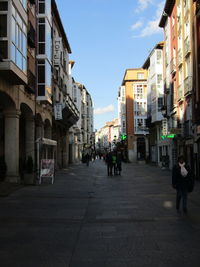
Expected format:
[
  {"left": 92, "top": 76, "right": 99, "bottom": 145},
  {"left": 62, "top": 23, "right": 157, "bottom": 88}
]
[{"left": 172, "top": 155, "right": 193, "bottom": 213}]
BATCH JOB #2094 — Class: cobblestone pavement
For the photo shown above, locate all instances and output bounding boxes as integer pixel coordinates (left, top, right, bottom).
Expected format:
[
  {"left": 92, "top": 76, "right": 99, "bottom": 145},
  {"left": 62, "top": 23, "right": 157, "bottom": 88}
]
[{"left": 0, "top": 160, "right": 200, "bottom": 267}]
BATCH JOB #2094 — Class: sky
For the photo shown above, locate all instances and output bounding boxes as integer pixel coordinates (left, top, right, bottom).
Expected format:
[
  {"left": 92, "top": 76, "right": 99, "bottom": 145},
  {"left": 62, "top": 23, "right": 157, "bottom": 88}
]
[{"left": 56, "top": 0, "right": 165, "bottom": 130}]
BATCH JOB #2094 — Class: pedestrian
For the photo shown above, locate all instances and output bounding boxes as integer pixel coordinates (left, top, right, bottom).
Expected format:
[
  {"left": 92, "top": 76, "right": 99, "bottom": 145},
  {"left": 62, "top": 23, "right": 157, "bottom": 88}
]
[
  {"left": 106, "top": 151, "right": 113, "bottom": 176},
  {"left": 85, "top": 153, "right": 90, "bottom": 166},
  {"left": 172, "top": 155, "right": 194, "bottom": 213},
  {"left": 112, "top": 151, "right": 117, "bottom": 175},
  {"left": 116, "top": 151, "right": 122, "bottom": 175}
]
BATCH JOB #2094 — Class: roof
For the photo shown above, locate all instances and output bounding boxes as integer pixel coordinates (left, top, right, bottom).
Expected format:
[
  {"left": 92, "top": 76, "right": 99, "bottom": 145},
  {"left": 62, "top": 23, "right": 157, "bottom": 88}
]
[
  {"left": 159, "top": 0, "right": 175, "bottom": 28},
  {"left": 121, "top": 68, "right": 147, "bottom": 85},
  {"left": 52, "top": 0, "right": 72, "bottom": 53},
  {"left": 142, "top": 41, "right": 164, "bottom": 69}
]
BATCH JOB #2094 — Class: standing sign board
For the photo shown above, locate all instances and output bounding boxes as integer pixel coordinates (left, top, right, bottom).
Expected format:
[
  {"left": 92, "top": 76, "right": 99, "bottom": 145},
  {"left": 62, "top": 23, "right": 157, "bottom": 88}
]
[{"left": 39, "top": 159, "right": 55, "bottom": 184}]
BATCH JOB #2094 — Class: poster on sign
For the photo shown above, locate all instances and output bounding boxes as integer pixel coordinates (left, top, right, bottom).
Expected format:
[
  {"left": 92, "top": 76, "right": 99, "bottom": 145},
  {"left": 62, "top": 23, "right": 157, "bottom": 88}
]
[
  {"left": 54, "top": 104, "right": 63, "bottom": 120},
  {"left": 39, "top": 159, "right": 55, "bottom": 184}
]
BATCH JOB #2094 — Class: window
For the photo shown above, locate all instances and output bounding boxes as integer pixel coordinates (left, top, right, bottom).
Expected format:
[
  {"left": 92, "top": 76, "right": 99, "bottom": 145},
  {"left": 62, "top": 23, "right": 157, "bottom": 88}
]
[
  {"left": 0, "top": 2, "right": 8, "bottom": 11},
  {"left": 158, "top": 97, "right": 163, "bottom": 110},
  {"left": 11, "top": 5, "right": 27, "bottom": 72},
  {"left": 0, "top": 41, "right": 7, "bottom": 58},
  {"left": 19, "top": 0, "right": 27, "bottom": 10},
  {"left": 137, "top": 72, "right": 144, "bottom": 79},
  {"left": 157, "top": 50, "right": 162, "bottom": 64},
  {"left": 0, "top": 15, "right": 7, "bottom": 37},
  {"left": 157, "top": 74, "right": 162, "bottom": 84}
]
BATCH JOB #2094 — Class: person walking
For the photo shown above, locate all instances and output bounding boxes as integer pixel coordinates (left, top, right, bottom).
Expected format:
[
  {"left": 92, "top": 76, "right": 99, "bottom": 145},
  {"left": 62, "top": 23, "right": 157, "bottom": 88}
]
[
  {"left": 172, "top": 155, "right": 193, "bottom": 213},
  {"left": 106, "top": 151, "right": 113, "bottom": 176},
  {"left": 85, "top": 153, "right": 90, "bottom": 167},
  {"left": 116, "top": 151, "right": 122, "bottom": 175}
]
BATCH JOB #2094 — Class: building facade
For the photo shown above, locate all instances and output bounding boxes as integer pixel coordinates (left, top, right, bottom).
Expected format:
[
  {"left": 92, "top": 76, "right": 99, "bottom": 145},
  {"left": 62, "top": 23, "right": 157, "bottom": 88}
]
[
  {"left": 143, "top": 42, "right": 165, "bottom": 167},
  {"left": 0, "top": 0, "right": 93, "bottom": 184},
  {"left": 120, "top": 69, "right": 148, "bottom": 162},
  {"left": 159, "top": 0, "right": 195, "bottom": 171}
]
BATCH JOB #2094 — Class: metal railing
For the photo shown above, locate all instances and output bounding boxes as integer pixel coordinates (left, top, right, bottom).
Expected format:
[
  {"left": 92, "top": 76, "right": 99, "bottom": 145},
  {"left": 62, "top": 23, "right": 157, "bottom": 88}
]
[
  {"left": 177, "top": 83, "right": 184, "bottom": 101},
  {"left": 178, "top": 49, "right": 182, "bottom": 66},
  {"left": 170, "top": 58, "right": 176, "bottom": 74},
  {"left": 184, "top": 76, "right": 192, "bottom": 95},
  {"left": 184, "top": 36, "right": 190, "bottom": 56}
]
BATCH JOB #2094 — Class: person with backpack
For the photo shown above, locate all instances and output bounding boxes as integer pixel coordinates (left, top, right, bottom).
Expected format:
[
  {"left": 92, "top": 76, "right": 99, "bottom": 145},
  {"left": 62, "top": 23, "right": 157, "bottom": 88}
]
[{"left": 172, "top": 155, "right": 194, "bottom": 214}]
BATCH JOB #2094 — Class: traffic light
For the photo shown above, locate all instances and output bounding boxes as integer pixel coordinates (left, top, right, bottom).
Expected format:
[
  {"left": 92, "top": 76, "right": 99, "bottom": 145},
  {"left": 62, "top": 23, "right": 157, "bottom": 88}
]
[{"left": 120, "top": 134, "right": 127, "bottom": 141}]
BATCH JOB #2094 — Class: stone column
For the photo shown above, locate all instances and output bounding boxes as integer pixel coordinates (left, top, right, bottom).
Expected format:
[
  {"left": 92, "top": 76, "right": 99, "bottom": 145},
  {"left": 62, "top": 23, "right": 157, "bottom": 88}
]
[
  {"left": 25, "top": 117, "right": 35, "bottom": 162},
  {"left": 4, "top": 110, "right": 21, "bottom": 183}
]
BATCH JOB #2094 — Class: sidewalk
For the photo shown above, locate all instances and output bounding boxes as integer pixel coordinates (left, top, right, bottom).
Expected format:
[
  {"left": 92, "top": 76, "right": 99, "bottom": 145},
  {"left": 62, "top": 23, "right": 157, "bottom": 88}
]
[
  {"left": 0, "top": 160, "right": 200, "bottom": 267},
  {"left": 0, "top": 181, "right": 23, "bottom": 197}
]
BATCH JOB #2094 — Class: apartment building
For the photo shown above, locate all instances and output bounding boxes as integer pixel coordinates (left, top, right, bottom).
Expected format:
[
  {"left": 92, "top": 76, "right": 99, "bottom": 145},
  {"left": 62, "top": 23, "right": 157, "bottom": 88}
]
[
  {"left": 121, "top": 69, "right": 148, "bottom": 162},
  {"left": 0, "top": 0, "right": 93, "bottom": 184},
  {"left": 74, "top": 83, "right": 94, "bottom": 155},
  {"left": 95, "top": 119, "right": 120, "bottom": 152},
  {"left": 143, "top": 42, "right": 165, "bottom": 167},
  {"left": 193, "top": 0, "right": 200, "bottom": 178},
  {"left": 159, "top": 0, "right": 194, "bottom": 170},
  {"left": 0, "top": 1, "right": 47, "bottom": 183}
]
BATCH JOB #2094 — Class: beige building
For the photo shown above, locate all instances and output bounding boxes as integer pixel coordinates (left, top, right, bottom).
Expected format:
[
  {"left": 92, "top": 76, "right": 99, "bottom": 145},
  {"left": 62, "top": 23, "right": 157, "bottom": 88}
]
[{"left": 121, "top": 69, "right": 148, "bottom": 162}]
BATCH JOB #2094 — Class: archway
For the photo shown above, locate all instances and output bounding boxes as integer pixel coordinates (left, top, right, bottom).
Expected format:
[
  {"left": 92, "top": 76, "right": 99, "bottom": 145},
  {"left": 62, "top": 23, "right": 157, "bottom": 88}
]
[
  {"left": 0, "top": 91, "right": 19, "bottom": 182},
  {"left": 137, "top": 137, "right": 146, "bottom": 160},
  {"left": 19, "top": 103, "right": 34, "bottom": 180}
]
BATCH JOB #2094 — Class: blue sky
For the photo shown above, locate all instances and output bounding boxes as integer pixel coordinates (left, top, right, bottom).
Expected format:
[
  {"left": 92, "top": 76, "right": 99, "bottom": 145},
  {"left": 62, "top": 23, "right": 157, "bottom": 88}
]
[{"left": 56, "top": 0, "right": 165, "bottom": 130}]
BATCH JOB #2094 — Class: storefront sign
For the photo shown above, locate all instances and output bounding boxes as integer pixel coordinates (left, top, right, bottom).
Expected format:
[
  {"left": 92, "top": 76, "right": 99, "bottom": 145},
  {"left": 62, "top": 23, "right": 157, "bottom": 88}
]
[
  {"left": 54, "top": 104, "right": 63, "bottom": 120},
  {"left": 54, "top": 37, "right": 62, "bottom": 66},
  {"left": 39, "top": 159, "right": 55, "bottom": 184},
  {"left": 161, "top": 134, "right": 176, "bottom": 140}
]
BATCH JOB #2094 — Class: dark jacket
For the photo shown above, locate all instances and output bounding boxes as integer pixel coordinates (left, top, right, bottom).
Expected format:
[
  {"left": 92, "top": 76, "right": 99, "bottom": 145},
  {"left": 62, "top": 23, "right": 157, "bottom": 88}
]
[{"left": 172, "top": 164, "right": 192, "bottom": 190}]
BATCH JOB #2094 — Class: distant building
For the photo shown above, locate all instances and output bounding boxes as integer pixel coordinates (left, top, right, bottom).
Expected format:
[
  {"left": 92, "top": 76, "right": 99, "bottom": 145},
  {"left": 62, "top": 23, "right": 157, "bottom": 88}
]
[{"left": 120, "top": 69, "right": 148, "bottom": 162}]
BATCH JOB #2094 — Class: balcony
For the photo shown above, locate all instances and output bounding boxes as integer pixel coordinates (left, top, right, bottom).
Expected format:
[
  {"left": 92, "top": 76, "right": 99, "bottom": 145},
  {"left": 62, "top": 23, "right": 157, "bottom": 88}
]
[
  {"left": 178, "top": 49, "right": 182, "bottom": 66},
  {"left": 184, "top": 36, "right": 190, "bottom": 57},
  {"left": 184, "top": 76, "right": 192, "bottom": 96},
  {"left": 61, "top": 94, "right": 80, "bottom": 128},
  {"left": 170, "top": 58, "right": 176, "bottom": 74},
  {"left": 177, "top": 84, "right": 184, "bottom": 101},
  {"left": 0, "top": 60, "right": 27, "bottom": 85}
]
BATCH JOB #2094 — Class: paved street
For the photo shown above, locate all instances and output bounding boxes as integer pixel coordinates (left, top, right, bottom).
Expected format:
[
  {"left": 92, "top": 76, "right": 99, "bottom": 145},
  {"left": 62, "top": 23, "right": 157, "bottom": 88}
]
[{"left": 0, "top": 160, "right": 200, "bottom": 267}]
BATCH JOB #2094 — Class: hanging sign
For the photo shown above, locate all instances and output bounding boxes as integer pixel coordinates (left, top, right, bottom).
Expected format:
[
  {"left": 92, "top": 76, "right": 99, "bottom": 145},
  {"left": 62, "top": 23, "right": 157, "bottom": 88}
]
[
  {"left": 54, "top": 37, "right": 62, "bottom": 66},
  {"left": 54, "top": 103, "right": 63, "bottom": 120}
]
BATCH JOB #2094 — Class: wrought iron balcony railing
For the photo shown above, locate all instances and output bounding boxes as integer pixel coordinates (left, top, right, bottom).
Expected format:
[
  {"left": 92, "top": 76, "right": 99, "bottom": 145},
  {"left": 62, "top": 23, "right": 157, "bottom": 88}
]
[
  {"left": 184, "top": 36, "right": 190, "bottom": 56},
  {"left": 177, "top": 83, "right": 184, "bottom": 101},
  {"left": 184, "top": 76, "right": 192, "bottom": 95},
  {"left": 170, "top": 58, "right": 176, "bottom": 74},
  {"left": 178, "top": 49, "right": 182, "bottom": 66}
]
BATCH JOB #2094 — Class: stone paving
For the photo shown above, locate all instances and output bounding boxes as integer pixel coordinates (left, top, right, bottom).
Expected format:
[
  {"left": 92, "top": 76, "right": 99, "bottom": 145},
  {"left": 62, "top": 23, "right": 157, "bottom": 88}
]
[{"left": 0, "top": 160, "right": 200, "bottom": 267}]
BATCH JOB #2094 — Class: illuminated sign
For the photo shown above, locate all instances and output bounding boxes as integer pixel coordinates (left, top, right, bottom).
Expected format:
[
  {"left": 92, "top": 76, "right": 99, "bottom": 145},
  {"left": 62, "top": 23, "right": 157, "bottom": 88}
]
[
  {"left": 161, "top": 134, "right": 176, "bottom": 140},
  {"left": 121, "top": 134, "right": 127, "bottom": 141}
]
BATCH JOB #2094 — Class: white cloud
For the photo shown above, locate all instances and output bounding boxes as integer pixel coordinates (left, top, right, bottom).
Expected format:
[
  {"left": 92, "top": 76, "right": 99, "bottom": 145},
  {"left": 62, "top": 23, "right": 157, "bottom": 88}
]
[
  {"left": 132, "top": 1, "right": 165, "bottom": 38},
  {"left": 131, "top": 20, "right": 143, "bottom": 31},
  {"left": 136, "top": 0, "right": 153, "bottom": 12},
  {"left": 94, "top": 104, "right": 115, "bottom": 115}
]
